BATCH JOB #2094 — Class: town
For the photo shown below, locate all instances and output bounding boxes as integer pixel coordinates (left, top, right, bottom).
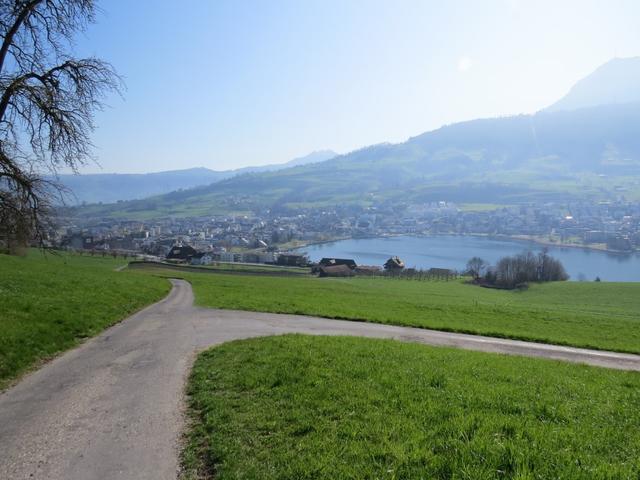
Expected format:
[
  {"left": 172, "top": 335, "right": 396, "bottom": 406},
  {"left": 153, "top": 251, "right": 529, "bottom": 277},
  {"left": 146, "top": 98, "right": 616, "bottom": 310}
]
[{"left": 52, "top": 199, "right": 640, "bottom": 266}]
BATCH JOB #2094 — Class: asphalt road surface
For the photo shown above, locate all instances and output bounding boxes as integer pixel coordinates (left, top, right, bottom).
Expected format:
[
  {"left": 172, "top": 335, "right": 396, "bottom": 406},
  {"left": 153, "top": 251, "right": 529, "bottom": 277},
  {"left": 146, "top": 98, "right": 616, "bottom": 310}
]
[{"left": 1, "top": 279, "right": 639, "bottom": 479}]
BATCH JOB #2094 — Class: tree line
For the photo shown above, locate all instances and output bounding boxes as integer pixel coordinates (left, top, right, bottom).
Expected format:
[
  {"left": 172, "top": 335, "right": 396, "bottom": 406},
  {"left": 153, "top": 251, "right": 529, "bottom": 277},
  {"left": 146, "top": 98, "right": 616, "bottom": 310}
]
[{"left": 466, "top": 250, "right": 569, "bottom": 289}]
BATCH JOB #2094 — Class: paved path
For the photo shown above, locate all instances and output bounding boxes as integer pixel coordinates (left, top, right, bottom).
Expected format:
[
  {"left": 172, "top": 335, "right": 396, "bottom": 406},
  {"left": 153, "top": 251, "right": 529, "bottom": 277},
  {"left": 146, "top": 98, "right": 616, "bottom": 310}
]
[{"left": 1, "top": 279, "right": 639, "bottom": 480}]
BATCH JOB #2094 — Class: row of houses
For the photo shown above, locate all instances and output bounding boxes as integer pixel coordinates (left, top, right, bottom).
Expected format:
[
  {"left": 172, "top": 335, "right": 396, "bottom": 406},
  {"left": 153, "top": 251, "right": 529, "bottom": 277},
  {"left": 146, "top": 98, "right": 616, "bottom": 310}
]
[
  {"left": 166, "top": 245, "right": 303, "bottom": 266},
  {"left": 164, "top": 245, "right": 455, "bottom": 279},
  {"left": 313, "top": 256, "right": 407, "bottom": 277}
]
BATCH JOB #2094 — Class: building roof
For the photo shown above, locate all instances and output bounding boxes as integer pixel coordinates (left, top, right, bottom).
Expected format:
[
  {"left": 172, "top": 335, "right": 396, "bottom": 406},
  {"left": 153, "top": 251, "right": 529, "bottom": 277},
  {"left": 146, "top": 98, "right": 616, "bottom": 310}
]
[
  {"left": 319, "top": 257, "right": 357, "bottom": 269},
  {"left": 318, "top": 264, "right": 355, "bottom": 277},
  {"left": 384, "top": 256, "right": 405, "bottom": 269},
  {"left": 166, "top": 245, "right": 198, "bottom": 259}
]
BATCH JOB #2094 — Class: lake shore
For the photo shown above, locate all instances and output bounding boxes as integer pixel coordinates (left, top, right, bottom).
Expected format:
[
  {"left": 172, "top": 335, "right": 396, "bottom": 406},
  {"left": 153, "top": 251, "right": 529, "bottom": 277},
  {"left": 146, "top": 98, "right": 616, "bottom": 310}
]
[
  {"left": 290, "top": 232, "right": 639, "bottom": 257},
  {"left": 292, "top": 234, "right": 640, "bottom": 281},
  {"left": 502, "top": 234, "right": 638, "bottom": 256}
]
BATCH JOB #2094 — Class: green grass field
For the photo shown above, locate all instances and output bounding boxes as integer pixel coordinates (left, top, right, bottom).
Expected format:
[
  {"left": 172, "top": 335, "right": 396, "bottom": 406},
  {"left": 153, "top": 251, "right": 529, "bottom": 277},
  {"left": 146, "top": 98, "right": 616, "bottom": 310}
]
[
  {"left": 197, "top": 263, "right": 308, "bottom": 274},
  {"left": 130, "top": 260, "right": 310, "bottom": 276},
  {"left": 138, "top": 267, "right": 640, "bottom": 353},
  {"left": 0, "top": 252, "right": 169, "bottom": 390},
  {"left": 182, "top": 335, "right": 640, "bottom": 479}
]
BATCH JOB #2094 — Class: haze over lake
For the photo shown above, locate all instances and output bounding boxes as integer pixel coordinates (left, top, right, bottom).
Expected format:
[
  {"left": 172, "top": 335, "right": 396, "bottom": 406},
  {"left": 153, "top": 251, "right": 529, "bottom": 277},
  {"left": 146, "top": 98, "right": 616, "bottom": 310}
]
[{"left": 296, "top": 236, "right": 640, "bottom": 282}]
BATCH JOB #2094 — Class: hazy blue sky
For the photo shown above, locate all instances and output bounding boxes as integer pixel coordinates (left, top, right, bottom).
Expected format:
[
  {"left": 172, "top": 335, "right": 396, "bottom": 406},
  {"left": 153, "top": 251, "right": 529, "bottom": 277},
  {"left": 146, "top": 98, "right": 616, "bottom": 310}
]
[{"left": 76, "top": 0, "right": 640, "bottom": 173}]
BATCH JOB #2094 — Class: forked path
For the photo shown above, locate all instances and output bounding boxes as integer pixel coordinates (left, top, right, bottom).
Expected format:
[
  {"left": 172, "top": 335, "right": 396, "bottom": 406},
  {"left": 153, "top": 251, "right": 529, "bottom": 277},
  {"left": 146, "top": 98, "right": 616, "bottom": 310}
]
[{"left": 1, "top": 279, "right": 639, "bottom": 480}]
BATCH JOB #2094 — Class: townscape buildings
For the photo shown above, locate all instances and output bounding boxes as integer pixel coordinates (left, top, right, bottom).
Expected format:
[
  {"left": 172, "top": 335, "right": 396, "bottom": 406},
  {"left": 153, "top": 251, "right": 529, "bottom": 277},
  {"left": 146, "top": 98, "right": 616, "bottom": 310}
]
[{"left": 52, "top": 199, "right": 640, "bottom": 264}]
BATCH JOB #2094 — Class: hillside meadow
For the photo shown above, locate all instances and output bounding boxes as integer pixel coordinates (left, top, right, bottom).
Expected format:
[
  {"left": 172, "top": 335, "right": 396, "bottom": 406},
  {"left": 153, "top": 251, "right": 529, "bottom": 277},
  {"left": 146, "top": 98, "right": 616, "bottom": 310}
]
[
  {"left": 182, "top": 335, "right": 640, "bottom": 479},
  {"left": 137, "top": 265, "right": 640, "bottom": 353},
  {"left": 0, "top": 252, "right": 169, "bottom": 390}
]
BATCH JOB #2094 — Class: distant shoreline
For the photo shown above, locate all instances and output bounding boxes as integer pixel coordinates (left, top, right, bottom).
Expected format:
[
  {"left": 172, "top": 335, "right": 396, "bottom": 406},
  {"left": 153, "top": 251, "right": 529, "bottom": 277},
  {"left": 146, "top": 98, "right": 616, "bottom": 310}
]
[
  {"left": 501, "top": 234, "right": 639, "bottom": 256},
  {"left": 289, "top": 232, "right": 639, "bottom": 256}
]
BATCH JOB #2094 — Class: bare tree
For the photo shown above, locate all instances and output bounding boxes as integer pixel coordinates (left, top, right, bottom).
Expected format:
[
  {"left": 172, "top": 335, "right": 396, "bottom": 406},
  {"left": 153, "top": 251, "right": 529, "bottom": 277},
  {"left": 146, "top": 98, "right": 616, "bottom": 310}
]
[
  {"left": 0, "top": 0, "right": 120, "bottom": 253},
  {"left": 465, "top": 256, "right": 487, "bottom": 281},
  {"left": 488, "top": 250, "right": 568, "bottom": 288}
]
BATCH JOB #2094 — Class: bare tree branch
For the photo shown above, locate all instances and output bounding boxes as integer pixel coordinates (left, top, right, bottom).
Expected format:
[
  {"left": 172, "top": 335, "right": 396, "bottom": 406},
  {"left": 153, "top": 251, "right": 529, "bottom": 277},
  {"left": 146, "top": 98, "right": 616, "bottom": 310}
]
[{"left": 0, "top": 0, "right": 120, "bottom": 253}]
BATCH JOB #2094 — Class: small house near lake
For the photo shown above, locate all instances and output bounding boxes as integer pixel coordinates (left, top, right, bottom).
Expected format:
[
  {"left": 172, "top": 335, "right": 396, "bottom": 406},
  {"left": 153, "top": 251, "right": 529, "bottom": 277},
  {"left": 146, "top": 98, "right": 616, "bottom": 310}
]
[
  {"left": 384, "top": 256, "right": 405, "bottom": 270},
  {"left": 166, "top": 245, "right": 197, "bottom": 262},
  {"left": 355, "top": 265, "right": 382, "bottom": 276},
  {"left": 318, "top": 258, "right": 357, "bottom": 269},
  {"left": 318, "top": 264, "right": 355, "bottom": 277}
]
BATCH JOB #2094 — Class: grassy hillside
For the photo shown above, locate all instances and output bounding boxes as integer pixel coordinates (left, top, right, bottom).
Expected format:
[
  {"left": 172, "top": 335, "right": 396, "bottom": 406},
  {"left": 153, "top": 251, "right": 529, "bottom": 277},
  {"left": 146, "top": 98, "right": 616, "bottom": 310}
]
[
  {"left": 138, "top": 266, "right": 640, "bottom": 353},
  {"left": 76, "top": 103, "right": 640, "bottom": 219},
  {"left": 0, "top": 252, "right": 169, "bottom": 390},
  {"left": 182, "top": 335, "right": 640, "bottom": 479}
]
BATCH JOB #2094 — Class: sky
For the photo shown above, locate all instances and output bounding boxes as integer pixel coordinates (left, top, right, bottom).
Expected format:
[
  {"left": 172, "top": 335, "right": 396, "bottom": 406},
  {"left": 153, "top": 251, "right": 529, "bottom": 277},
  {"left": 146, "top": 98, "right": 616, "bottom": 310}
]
[{"left": 74, "top": 0, "right": 640, "bottom": 173}]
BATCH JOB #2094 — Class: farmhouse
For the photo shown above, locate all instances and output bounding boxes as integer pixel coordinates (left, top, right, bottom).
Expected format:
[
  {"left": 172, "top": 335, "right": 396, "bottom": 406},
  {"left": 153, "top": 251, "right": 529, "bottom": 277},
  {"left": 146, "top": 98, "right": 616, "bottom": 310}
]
[
  {"left": 319, "top": 258, "right": 357, "bottom": 269},
  {"left": 166, "top": 245, "right": 197, "bottom": 261},
  {"left": 384, "top": 256, "right": 405, "bottom": 270},
  {"left": 355, "top": 265, "right": 382, "bottom": 276},
  {"left": 318, "top": 264, "right": 355, "bottom": 277}
]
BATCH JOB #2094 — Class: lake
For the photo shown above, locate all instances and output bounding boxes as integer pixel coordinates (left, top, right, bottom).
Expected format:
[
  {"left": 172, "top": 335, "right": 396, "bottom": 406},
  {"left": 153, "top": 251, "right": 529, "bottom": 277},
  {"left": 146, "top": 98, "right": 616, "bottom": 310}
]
[{"left": 295, "top": 235, "right": 640, "bottom": 282}]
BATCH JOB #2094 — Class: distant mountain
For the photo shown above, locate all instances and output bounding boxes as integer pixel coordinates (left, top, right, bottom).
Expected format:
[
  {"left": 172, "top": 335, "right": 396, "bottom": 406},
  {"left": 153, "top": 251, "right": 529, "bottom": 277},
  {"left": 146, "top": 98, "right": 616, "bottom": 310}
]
[
  {"left": 77, "top": 101, "right": 640, "bottom": 220},
  {"left": 56, "top": 150, "right": 337, "bottom": 204},
  {"left": 72, "top": 58, "right": 640, "bottom": 220},
  {"left": 281, "top": 150, "right": 338, "bottom": 168},
  {"left": 56, "top": 168, "right": 227, "bottom": 205},
  {"left": 230, "top": 150, "right": 338, "bottom": 175},
  {"left": 546, "top": 57, "right": 640, "bottom": 112}
]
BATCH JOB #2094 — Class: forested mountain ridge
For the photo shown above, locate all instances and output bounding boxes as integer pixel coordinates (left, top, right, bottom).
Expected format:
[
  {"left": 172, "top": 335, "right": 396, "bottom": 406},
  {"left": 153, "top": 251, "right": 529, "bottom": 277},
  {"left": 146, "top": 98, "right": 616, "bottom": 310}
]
[{"left": 76, "top": 101, "right": 640, "bottom": 219}]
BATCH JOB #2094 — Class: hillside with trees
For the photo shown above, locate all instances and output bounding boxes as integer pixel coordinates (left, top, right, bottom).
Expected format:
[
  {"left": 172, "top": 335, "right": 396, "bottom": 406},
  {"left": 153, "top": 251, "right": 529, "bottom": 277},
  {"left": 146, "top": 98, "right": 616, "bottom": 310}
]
[{"left": 75, "top": 100, "right": 640, "bottom": 220}]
